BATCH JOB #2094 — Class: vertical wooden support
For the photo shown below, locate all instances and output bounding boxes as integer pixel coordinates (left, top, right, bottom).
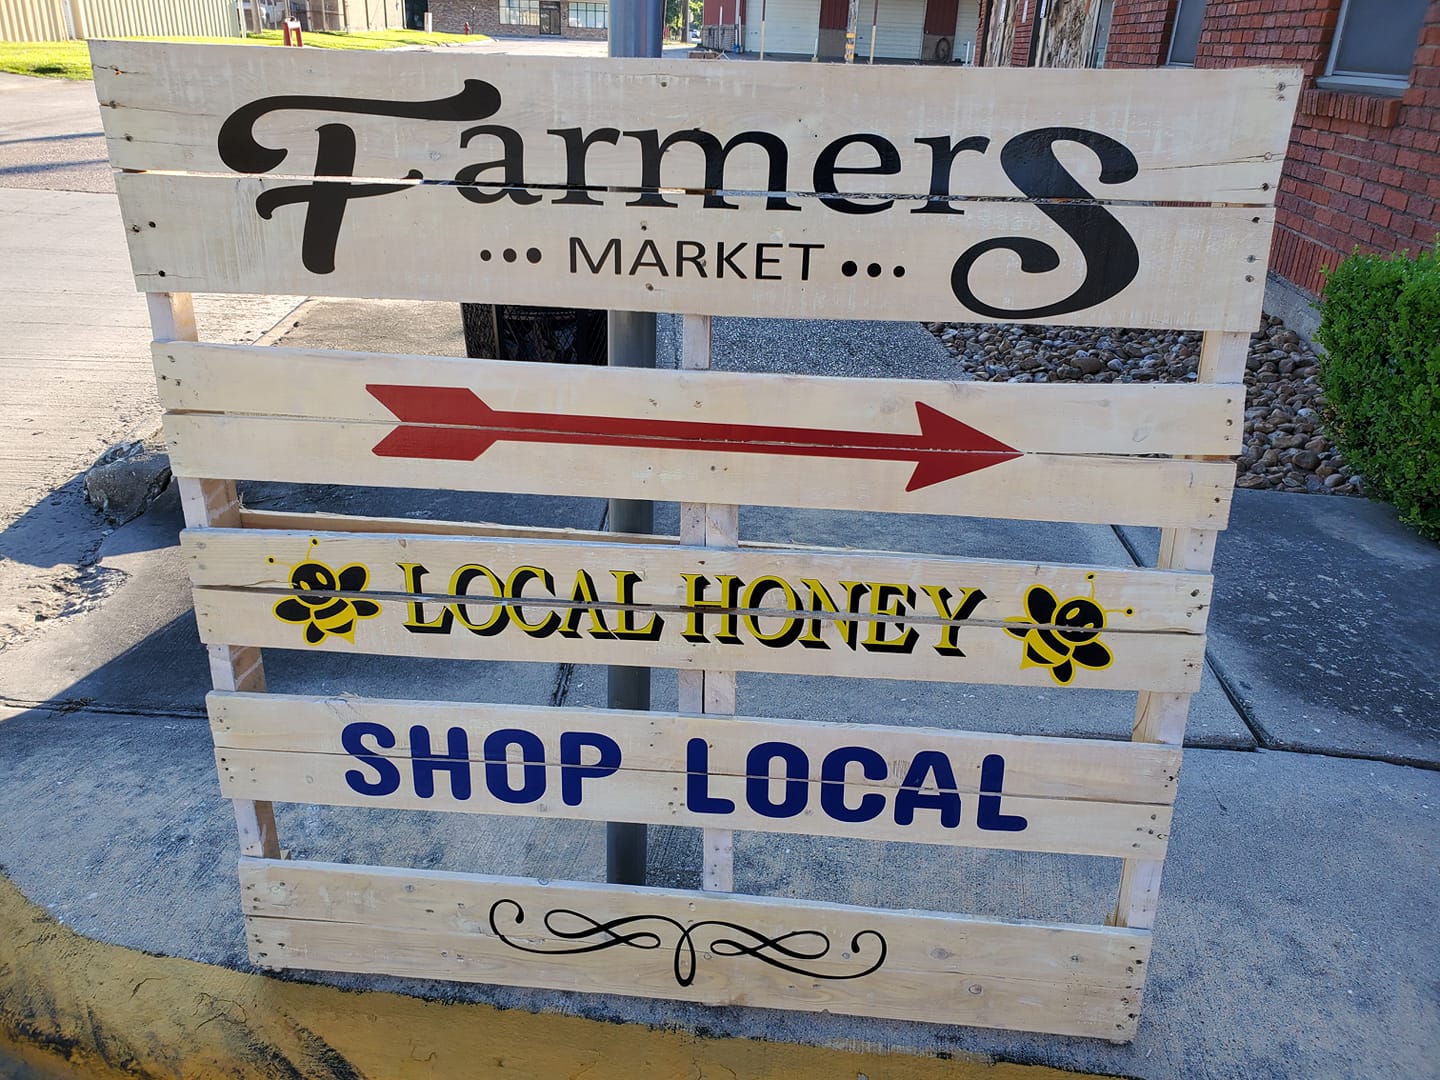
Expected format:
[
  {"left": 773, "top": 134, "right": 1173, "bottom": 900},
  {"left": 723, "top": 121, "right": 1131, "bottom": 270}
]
[
  {"left": 147, "top": 292, "right": 282, "bottom": 860},
  {"left": 678, "top": 314, "right": 739, "bottom": 893},
  {"left": 1110, "top": 328, "right": 1249, "bottom": 929}
]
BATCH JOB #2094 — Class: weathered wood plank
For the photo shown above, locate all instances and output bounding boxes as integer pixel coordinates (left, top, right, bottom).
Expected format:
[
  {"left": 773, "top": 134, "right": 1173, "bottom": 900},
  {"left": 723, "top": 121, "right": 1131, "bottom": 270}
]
[
  {"left": 179, "top": 528, "right": 1214, "bottom": 635},
  {"left": 153, "top": 342, "right": 1245, "bottom": 458},
  {"left": 165, "top": 411, "right": 1235, "bottom": 529},
  {"left": 117, "top": 172, "right": 1274, "bottom": 329},
  {"left": 189, "top": 584, "right": 1205, "bottom": 692},
  {"left": 239, "top": 857, "right": 1150, "bottom": 1038},
  {"left": 149, "top": 290, "right": 281, "bottom": 862},
  {"left": 213, "top": 682, "right": 1173, "bottom": 854},
  {"left": 209, "top": 693, "right": 1180, "bottom": 805},
  {"left": 92, "top": 42, "right": 1294, "bottom": 207}
]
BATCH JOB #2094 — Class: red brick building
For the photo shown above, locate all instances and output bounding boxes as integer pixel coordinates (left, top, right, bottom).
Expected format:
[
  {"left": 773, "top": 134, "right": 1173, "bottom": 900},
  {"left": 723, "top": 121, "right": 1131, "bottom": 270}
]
[{"left": 978, "top": 0, "right": 1438, "bottom": 334}]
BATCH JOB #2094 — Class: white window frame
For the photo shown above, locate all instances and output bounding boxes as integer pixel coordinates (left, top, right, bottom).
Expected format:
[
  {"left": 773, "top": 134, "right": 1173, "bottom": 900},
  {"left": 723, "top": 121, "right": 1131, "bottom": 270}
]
[
  {"left": 1165, "top": 0, "right": 1206, "bottom": 67},
  {"left": 1320, "top": 0, "right": 1426, "bottom": 97},
  {"left": 501, "top": 0, "right": 542, "bottom": 26}
]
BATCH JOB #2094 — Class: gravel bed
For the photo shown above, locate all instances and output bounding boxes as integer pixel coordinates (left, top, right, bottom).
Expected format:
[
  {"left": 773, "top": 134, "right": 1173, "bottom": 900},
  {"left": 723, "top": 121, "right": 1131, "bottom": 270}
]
[{"left": 927, "top": 313, "right": 1363, "bottom": 497}]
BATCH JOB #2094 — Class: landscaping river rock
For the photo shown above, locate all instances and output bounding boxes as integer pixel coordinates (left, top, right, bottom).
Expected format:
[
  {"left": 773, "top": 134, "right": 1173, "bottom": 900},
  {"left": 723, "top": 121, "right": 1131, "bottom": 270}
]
[{"left": 927, "top": 314, "right": 1362, "bottom": 497}]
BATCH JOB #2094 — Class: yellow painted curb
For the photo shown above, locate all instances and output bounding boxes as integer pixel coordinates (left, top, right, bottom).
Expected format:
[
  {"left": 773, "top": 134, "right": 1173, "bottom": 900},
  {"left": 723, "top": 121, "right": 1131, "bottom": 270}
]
[{"left": 0, "top": 873, "right": 1122, "bottom": 1079}]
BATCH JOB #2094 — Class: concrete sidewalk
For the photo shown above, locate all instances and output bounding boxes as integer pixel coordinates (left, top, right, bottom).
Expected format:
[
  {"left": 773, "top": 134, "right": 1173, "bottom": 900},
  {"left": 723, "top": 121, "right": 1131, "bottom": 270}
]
[{"left": 0, "top": 302, "right": 1436, "bottom": 1079}]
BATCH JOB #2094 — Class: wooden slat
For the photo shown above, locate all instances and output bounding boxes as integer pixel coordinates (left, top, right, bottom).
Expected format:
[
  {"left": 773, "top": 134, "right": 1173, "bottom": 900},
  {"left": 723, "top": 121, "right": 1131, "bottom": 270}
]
[
  {"left": 213, "top": 721, "right": 1171, "bottom": 859},
  {"left": 168, "top": 413, "right": 1235, "bottom": 528},
  {"left": 117, "top": 172, "right": 1274, "bottom": 329},
  {"left": 179, "top": 528, "right": 1214, "bottom": 635},
  {"left": 189, "top": 585, "right": 1205, "bottom": 693},
  {"left": 678, "top": 312, "right": 739, "bottom": 893},
  {"left": 148, "top": 291, "right": 281, "bottom": 862},
  {"left": 239, "top": 857, "right": 1151, "bottom": 1038},
  {"left": 1110, "top": 329, "right": 1249, "bottom": 932},
  {"left": 209, "top": 693, "right": 1181, "bottom": 804},
  {"left": 92, "top": 42, "right": 1294, "bottom": 206},
  {"left": 153, "top": 342, "right": 1245, "bottom": 458}
]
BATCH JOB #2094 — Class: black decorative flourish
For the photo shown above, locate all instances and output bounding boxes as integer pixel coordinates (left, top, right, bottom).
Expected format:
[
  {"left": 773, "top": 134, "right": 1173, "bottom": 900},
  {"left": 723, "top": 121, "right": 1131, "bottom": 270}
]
[{"left": 488, "top": 899, "right": 887, "bottom": 987}]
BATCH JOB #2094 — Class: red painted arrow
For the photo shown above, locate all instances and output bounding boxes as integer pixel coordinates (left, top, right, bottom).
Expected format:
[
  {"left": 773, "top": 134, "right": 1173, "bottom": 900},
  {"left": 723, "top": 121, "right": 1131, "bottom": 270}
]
[{"left": 366, "top": 385, "right": 1022, "bottom": 492}]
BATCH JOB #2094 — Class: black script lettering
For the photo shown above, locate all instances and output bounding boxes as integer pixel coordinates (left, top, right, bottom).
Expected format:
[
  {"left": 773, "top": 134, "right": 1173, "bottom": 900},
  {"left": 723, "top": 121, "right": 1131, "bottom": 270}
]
[
  {"left": 455, "top": 124, "right": 541, "bottom": 205},
  {"left": 548, "top": 126, "right": 620, "bottom": 206},
  {"left": 622, "top": 129, "right": 799, "bottom": 211},
  {"left": 950, "top": 127, "right": 1141, "bottom": 320},
  {"left": 813, "top": 133, "right": 901, "bottom": 215},
  {"left": 217, "top": 82, "right": 501, "bottom": 274},
  {"left": 911, "top": 135, "right": 990, "bottom": 215},
  {"left": 253, "top": 124, "right": 421, "bottom": 275}
]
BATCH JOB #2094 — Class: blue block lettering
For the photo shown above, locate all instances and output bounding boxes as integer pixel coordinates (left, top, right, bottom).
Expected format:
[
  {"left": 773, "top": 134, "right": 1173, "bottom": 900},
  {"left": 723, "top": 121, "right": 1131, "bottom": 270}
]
[
  {"left": 685, "top": 737, "right": 735, "bottom": 814},
  {"left": 483, "top": 728, "right": 546, "bottom": 804},
  {"left": 976, "top": 753, "right": 1028, "bottom": 832},
  {"left": 894, "top": 750, "right": 961, "bottom": 828},
  {"left": 559, "top": 730, "right": 622, "bottom": 806},
  {"left": 341, "top": 721, "right": 401, "bottom": 796},
  {"left": 819, "top": 746, "right": 887, "bottom": 823},
  {"left": 746, "top": 740, "right": 809, "bottom": 819},
  {"left": 409, "top": 725, "right": 472, "bottom": 800}
]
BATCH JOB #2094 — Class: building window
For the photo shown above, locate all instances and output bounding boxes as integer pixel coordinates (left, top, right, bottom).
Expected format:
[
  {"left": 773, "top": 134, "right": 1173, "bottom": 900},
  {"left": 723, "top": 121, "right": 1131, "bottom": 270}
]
[
  {"left": 1088, "top": 0, "right": 1114, "bottom": 68},
  {"left": 1322, "top": 0, "right": 1427, "bottom": 95},
  {"left": 1166, "top": 0, "right": 1206, "bottom": 66},
  {"left": 568, "top": 1, "right": 607, "bottom": 28},
  {"left": 501, "top": 0, "right": 540, "bottom": 25}
]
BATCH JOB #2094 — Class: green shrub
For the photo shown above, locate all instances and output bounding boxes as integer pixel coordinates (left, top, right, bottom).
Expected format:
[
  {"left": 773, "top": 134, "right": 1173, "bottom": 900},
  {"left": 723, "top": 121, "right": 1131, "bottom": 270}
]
[{"left": 1317, "top": 244, "right": 1440, "bottom": 541}]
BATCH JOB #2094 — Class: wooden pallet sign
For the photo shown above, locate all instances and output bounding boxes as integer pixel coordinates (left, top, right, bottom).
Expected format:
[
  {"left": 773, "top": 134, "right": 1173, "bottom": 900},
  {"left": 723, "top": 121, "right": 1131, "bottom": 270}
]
[{"left": 96, "top": 40, "right": 1298, "bottom": 1041}]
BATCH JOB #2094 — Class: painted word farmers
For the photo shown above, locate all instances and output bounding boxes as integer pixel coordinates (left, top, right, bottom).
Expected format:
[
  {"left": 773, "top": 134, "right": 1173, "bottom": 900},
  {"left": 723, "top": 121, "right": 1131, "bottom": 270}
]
[
  {"left": 341, "top": 719, "right": 1029, "bottom": 834},
  {"left": 217, "top": 83, "right": 1141, "bottom": 319}
]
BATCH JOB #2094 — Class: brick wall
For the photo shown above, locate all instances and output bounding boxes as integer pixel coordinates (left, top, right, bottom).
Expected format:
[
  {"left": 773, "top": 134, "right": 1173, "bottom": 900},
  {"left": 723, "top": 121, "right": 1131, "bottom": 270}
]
[
  {"left": 1010, "top": 0, "right": 1034, "bottom": 64},
  {"left": 992, "top": 0, "right": 1438, "bottom": 301},
  {"left": 1103, "top": 0, "right": 1170, "bottom": 66}
]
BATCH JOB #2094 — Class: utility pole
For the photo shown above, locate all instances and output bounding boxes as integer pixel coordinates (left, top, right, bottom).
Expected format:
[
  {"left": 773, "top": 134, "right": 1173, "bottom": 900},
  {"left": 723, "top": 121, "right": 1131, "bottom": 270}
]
[
  {"left": 845, "top": 0, "right": 858, "bottom": 61},
  {"left": 604, "top": 0, "right": 663, "bottom": 889}
]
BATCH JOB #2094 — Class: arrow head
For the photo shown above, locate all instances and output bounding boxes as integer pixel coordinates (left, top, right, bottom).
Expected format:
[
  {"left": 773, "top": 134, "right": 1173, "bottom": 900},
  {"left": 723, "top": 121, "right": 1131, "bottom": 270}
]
[
  {"left": 906, "top": 402, "right": 1022, "bottom": 491},
  {"left": 367, "top": 384, "right": 498, "bottom": 461}
]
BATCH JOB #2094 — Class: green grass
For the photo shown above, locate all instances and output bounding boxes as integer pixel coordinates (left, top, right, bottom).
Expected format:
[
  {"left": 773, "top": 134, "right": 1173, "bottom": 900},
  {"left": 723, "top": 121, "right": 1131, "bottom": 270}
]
[{"left": 0, "top": 29, "right": 488, "bottom": 80}]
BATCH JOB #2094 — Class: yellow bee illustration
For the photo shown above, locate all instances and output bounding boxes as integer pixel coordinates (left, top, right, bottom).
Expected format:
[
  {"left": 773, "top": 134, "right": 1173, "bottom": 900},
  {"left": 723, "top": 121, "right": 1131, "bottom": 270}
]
[
  {"left": 271, "top": 550, "right": 381, "bottom": 646},
  {"left": 1004, "top": 574, "right": 1131, "bottom": 686}
]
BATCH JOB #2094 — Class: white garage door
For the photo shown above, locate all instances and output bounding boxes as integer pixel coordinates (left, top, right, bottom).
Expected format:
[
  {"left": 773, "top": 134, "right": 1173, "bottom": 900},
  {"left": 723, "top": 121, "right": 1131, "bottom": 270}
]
[
  {"left": 854, "top": 0, "right": 925, "bottom": 60},
  {"left": 954, "top": 0, "right": 981, "bottom": 63},
  {"left": 746, "top": 0, "right": 820, "bottom": 56}
]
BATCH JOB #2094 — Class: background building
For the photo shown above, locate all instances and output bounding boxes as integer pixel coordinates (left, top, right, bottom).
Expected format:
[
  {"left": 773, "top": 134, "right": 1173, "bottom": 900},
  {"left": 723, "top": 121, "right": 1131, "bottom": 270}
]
[
  {"left": 700, "top": 0, "right": 981, "bottom": 61},
  {"left": 429, "top": 0, "right": 609, "bottom": 39},
  {"left": 978, "top": 0, "right": 1438, "bottom": 332}
]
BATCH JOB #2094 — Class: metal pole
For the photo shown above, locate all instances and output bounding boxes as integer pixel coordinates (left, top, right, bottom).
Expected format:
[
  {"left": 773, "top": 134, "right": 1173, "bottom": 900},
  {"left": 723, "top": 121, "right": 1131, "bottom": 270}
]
[
  {"left": 868, "top": 0, "right": 877, "bottom": 62},
  {"left": 605, "top": 0, "right": 662, "bottom": 888}
]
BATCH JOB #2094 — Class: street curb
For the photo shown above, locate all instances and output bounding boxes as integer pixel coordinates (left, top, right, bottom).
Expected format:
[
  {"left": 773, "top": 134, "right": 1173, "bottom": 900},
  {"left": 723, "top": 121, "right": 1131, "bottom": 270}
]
[{"left": 0, "top": 872, "right": 1122, "bottom": 1080}]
